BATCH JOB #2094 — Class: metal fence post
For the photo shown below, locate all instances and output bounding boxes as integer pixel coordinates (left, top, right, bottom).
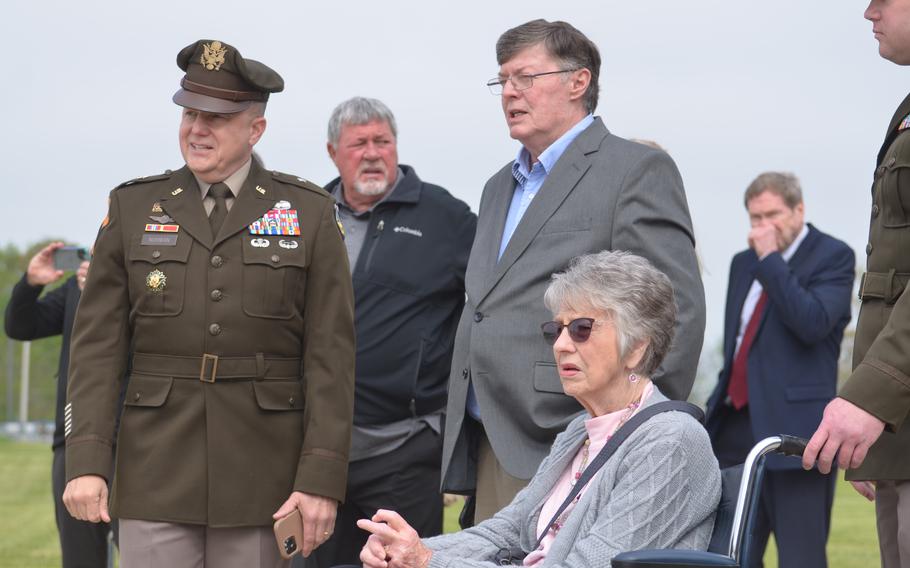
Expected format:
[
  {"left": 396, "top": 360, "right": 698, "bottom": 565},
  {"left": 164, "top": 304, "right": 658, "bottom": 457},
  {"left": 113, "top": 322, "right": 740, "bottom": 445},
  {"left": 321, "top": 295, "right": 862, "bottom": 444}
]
[
  {"left": 5, "top": 339, "right": 14, "bottom": 422},
  {"left": 18, "top": 341, "right": 30, "bottom": 424}
]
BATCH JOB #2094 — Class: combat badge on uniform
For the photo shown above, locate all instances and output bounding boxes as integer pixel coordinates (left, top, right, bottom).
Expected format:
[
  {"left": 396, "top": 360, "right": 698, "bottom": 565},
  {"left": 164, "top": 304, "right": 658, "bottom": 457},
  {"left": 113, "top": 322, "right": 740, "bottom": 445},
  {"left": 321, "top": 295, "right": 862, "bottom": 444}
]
[
  {"left": 249, "top": 208, "right": 300, "bottom": 236},
  {"left": 146, "top": 269, "right": 167, "bottom": 293},
  {"left": 900, "top": 113, "right": 910, "bottom": 131}
]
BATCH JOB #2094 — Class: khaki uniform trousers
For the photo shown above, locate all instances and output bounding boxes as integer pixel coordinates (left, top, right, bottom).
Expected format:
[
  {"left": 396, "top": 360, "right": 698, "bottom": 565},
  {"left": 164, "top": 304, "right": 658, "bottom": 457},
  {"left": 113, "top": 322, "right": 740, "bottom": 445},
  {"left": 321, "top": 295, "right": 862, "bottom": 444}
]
[
  {"left": 877, "top": 480, "right": 910, "bottom": 568},
  {"left": 119, "top": 519, "right": 288, "bottom": 568}
]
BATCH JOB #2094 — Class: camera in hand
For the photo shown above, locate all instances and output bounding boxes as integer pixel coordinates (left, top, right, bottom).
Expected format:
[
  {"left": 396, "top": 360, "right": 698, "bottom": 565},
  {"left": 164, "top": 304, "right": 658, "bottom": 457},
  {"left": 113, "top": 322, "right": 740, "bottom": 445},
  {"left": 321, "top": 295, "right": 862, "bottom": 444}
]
[
  {"left": 283, "top": 535, "right": 298, "bottom": 555},
  {"left": 53, "top": 246, "right": 91, "bottom": 271}
]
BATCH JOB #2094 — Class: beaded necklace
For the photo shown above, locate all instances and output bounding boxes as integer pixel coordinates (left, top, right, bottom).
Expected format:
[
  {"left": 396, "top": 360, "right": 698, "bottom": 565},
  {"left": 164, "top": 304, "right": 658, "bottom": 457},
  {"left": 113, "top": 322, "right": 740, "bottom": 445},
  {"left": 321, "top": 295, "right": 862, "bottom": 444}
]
[{"left": 550, "top": 394, "right": 643, "bottom": 536}]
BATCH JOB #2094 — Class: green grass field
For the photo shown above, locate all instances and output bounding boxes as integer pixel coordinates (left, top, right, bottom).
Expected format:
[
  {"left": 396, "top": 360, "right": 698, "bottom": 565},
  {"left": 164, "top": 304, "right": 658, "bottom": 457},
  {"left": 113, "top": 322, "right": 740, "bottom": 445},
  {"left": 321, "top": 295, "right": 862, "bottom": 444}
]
[{"left": 1, "top": 437, "right": 879, "bottom": 567}]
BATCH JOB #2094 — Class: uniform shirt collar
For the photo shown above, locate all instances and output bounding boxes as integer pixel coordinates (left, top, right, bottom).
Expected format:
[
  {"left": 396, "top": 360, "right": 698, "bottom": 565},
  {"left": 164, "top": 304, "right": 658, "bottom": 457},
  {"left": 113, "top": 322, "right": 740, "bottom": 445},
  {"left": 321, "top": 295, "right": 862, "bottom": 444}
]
[{"left": 194, "top": 158, "right": 252, "bottom": 198}]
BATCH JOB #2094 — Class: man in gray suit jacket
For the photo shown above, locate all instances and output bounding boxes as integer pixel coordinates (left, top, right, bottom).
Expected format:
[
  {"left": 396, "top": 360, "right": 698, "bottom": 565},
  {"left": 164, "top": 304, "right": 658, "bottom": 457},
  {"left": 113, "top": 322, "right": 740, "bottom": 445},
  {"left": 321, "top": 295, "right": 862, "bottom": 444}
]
[{"left": 441, "top": 19, "right": 706, "bottom": 523}]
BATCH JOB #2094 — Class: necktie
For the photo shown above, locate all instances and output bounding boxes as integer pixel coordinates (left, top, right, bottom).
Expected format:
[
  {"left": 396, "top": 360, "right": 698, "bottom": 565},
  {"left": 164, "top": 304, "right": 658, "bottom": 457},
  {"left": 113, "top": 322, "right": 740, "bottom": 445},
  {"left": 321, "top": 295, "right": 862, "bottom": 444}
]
[
  {"left": 727, "top": 291, "right": 768, "bottom": 410},
  {"left": 208, "top": 183, "right": 231, "bottom": 238}
]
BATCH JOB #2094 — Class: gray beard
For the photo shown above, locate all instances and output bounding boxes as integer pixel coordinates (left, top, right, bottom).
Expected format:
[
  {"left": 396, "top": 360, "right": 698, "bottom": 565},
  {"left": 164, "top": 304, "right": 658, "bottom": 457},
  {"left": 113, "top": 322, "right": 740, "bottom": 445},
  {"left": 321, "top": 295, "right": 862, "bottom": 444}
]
[{"left": 353, "top": 179, "right": 388, "bottom": 196}]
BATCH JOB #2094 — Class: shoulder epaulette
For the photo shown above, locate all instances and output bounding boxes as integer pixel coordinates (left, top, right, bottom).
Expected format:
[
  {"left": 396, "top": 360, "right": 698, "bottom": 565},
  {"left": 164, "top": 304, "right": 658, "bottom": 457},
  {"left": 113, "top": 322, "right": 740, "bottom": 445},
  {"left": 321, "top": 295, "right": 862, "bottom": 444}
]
[
  {"left": 114, "top": 169, "right": 175, "bottom": 190},
  {"left": 270, "top": 170, "right": 330, "bottom": 198}
]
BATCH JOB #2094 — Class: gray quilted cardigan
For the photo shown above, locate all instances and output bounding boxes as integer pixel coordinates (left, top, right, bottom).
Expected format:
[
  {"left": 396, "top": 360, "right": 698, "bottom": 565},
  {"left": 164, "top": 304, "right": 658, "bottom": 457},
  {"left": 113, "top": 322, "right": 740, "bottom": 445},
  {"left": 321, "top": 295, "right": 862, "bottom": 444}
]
[{"left": 424, "top": 389, "right": 721, "bottom": 567}]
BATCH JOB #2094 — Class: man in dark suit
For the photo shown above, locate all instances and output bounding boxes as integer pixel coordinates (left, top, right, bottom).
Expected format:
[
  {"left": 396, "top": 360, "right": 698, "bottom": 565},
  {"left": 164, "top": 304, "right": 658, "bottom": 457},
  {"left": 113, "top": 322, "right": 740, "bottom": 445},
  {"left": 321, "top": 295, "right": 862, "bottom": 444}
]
[
  {"left": 441, "top": 19, "right": 705, "bottom": 523},
  {"left": 5, "top": 242, "right": 112, "bottom": 568},
  {"left": 706, "top": 172, "right": 854, "bottom": 568},
  {"left": 804, "top": 3, "right": 910, "bottom": 566}
]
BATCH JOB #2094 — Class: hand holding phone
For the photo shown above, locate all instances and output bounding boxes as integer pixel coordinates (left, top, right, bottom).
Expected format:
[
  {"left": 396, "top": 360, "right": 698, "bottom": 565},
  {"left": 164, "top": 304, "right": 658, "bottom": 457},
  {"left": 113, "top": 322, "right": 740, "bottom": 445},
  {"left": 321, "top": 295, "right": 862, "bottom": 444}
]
[
  {"left": 53, "top": 246, "right": 91, "bottom": 271},
  {"left": 273, "top": 509, "right": 304, "bottom": 559},
  {"left": 26, "top": 242, "right": 65, "bottom": 286}
]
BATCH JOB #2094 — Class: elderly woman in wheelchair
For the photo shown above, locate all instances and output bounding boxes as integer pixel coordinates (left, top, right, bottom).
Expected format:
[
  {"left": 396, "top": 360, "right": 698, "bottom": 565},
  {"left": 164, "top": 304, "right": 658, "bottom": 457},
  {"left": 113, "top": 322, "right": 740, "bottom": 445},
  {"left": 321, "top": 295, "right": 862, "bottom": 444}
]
[{"left": 356, "top": 251, "right": 721, "bottom": 568}]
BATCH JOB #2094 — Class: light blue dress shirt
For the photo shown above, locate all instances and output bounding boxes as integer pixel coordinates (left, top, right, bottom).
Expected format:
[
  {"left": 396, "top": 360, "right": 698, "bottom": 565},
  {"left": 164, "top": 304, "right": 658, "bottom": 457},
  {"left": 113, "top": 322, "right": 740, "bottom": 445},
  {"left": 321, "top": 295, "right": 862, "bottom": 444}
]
[{"left": 497, "top": 114, "right": 595, "bottom": 259}]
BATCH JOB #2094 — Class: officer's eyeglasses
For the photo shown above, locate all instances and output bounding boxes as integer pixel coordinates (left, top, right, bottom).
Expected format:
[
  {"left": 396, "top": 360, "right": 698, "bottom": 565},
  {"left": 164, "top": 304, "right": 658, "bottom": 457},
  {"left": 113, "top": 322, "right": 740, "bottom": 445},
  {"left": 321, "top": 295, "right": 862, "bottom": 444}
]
[
  {"left": 540, "top": 317, "right": 598, "bottom": 345},
  {"left": 486, "top": 69, "right": 579, "bottom": 95}
]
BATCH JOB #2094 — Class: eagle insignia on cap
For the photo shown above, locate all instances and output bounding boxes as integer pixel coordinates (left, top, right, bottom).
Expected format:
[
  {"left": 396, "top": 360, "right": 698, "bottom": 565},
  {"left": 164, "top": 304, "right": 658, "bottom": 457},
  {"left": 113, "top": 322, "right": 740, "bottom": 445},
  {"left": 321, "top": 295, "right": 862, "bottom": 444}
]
[{"left": 200, "top": 41, "right": 227, "bottom": 71}]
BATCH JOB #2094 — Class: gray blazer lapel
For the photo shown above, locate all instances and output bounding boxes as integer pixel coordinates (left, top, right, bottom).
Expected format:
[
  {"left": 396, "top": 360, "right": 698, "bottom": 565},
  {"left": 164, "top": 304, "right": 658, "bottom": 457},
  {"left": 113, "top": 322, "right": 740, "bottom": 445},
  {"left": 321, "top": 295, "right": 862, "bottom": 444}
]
[
  {"left": 478, "top": 120, "right": 606, "bottom": 301},
  {"left": 466, "top": 167, "right": 515, "bottom": 298}
]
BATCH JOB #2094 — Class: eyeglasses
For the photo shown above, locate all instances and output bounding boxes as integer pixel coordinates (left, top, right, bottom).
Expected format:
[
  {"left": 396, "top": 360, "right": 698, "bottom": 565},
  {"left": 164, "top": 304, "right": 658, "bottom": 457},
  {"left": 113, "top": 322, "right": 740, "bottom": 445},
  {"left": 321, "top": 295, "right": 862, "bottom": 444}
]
[
  {"left": 486, "top": 69, "right": 579, "bottom": 95},
  {"left": 540, "top": 318, "right": 597, "bottom": 345}
]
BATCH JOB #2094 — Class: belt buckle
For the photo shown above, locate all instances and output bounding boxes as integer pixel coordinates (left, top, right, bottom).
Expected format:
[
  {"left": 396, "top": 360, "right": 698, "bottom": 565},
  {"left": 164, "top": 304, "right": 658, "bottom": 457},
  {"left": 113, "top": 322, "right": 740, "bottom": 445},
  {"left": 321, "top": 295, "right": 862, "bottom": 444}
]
[
  {"left": 200, "top": 353, "right": 219, "bottom": 383},
  {"left": 858, "top": 272, "right": 867, "bottom": 301}
]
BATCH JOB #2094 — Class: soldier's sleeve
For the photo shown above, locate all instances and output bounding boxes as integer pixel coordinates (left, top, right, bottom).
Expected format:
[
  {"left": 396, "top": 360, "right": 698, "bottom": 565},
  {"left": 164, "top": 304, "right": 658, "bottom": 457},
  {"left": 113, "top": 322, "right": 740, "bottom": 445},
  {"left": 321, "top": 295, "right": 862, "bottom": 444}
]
[
  {"left": 293, "top": 196, "right": 355, "bottom": 501},
  {"left": 64, "top": 189, "right": 131, "bottom": 481},
  {"left": 840, "top": 288, "right": 910, "bottom": 432}
]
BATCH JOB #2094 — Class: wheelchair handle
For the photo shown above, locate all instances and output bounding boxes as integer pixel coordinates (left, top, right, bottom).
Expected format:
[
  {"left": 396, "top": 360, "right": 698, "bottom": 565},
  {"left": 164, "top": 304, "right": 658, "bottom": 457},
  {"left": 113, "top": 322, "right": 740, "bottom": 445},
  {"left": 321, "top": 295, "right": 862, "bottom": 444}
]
[
  {"left": 777, "top": 434, "right": 809, "bottom": 457},
  {"left": 729, "top": 435, "right": 811, "bottom": 561}
]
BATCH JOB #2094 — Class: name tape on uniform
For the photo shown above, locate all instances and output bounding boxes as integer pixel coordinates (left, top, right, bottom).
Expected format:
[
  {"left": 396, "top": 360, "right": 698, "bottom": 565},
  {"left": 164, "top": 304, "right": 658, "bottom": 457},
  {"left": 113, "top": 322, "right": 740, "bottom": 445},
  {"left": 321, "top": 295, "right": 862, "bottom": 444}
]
[{"left": 141, "top": 233, "right": 179, "bottom": 246}]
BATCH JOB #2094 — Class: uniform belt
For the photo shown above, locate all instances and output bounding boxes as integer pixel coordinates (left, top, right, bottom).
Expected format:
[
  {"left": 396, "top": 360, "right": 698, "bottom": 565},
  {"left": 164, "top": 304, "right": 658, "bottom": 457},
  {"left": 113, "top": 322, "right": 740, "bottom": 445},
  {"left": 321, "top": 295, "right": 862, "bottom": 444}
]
[
  {"left": 132, "top": 352, "right": 301, "bottom": 382},
  {"left": 858, "top": 270, "right": 910, "bottom": 305}
]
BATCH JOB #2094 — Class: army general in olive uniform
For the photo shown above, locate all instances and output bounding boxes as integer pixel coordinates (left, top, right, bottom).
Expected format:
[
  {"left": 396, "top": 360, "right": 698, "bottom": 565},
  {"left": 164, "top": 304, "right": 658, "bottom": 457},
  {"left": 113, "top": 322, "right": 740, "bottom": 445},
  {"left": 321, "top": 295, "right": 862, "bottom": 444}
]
[
  {"left": 804, "top": 3, "right": 910, "bottom": 567},
  {"left": 62, "top": 40, "right": 355, "bottom": 568}
]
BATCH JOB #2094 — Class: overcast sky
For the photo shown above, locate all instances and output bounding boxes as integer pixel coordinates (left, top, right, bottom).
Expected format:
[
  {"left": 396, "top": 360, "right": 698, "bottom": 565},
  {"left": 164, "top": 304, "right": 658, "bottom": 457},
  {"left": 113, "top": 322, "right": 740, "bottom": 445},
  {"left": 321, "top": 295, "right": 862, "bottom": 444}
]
[{"left": 2, "top": 1, "right": 906, "bottom": 385}]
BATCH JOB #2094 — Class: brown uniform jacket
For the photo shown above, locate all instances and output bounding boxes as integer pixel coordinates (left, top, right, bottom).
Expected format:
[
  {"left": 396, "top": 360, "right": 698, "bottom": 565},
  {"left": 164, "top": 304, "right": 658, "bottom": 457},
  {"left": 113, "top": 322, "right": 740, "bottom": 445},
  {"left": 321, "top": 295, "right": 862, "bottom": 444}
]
[
  {"left": 65, "top": 161, "right": 355, "bottom": 527},
  {"left": 842, "top": 92, "right": 910, "bottom": 481}
]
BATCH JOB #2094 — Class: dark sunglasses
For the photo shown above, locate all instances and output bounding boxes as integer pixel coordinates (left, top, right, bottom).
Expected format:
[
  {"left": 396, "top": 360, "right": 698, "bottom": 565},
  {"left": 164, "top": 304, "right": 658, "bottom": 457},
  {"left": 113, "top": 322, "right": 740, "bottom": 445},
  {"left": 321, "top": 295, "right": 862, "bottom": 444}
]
[{"left": 540, "top": 318, "right": 597, "bottom": 345}]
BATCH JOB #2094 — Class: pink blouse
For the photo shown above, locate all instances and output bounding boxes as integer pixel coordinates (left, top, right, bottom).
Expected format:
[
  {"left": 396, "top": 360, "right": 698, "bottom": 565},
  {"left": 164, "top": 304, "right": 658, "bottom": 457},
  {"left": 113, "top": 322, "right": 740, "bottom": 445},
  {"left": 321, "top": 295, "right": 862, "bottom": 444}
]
[{"left": 523, "top": 382, "right": 655, "bottom": 566}]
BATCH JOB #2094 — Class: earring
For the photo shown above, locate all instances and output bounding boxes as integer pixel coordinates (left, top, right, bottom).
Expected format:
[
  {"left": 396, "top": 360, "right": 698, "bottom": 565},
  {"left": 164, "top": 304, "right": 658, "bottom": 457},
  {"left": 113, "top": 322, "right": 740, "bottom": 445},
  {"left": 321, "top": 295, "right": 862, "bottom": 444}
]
[{"left": 628, "top": 373, "right": 639, "bottom": 383}]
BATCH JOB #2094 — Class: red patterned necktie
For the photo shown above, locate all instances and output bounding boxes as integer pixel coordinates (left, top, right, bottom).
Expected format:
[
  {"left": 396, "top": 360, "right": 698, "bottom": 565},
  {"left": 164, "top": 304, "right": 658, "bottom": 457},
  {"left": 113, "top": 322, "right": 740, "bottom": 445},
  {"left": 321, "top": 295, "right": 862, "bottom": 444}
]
[{"left": 727, "top": 291, "right": 768, "bottom": 410}]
